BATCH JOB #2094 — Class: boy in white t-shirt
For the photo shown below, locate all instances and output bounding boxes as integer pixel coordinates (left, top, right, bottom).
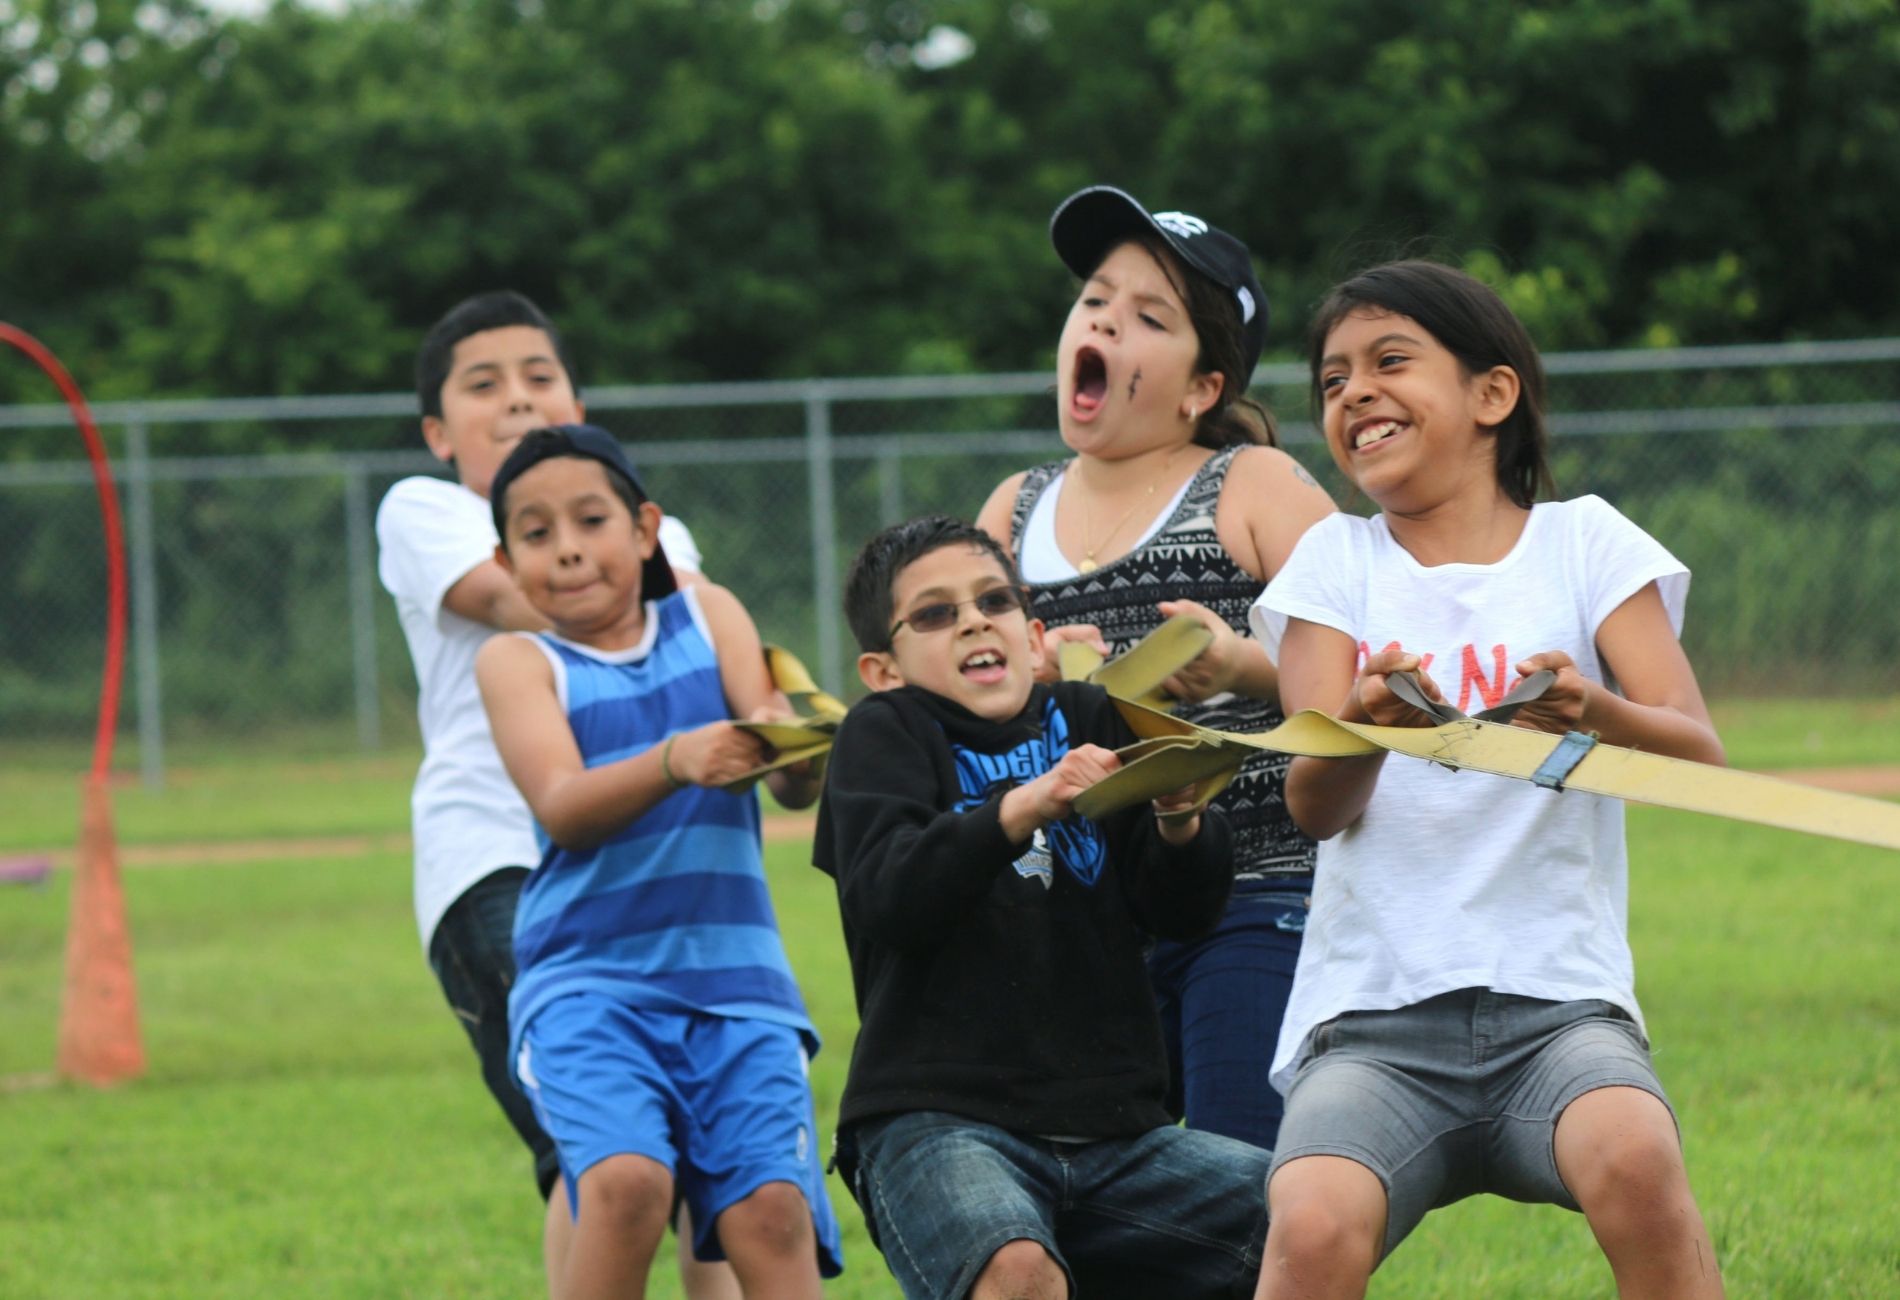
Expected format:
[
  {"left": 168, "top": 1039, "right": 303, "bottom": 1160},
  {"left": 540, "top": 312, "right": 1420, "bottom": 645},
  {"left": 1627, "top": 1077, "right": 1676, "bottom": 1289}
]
[{"left": 376, "top": 290, "right": 730, "bottom": 1297}]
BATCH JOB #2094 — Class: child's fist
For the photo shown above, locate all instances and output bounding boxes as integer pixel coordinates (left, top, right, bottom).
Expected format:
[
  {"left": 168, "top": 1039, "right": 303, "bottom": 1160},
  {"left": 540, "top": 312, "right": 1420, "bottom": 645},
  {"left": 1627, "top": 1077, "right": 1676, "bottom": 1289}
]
[
  {"left": 1152, "top": 784, "right": 1204, "bottom": 845},
  {"left": 1508, "top": 651, "right": 1591, "bottom": 733},
  {"left": 665, "top": 721, "right": 768, "bottom": 789},
  {"left": 1356, "top": 650, "right": 1444, "bottom": 727}
]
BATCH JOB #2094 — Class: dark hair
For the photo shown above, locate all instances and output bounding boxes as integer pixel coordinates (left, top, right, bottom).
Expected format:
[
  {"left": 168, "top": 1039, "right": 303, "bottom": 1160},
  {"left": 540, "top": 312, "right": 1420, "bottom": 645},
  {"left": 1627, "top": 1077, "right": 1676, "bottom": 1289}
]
[
  {"left": 844, "top": 515, "right": 1023, "bottom": 652},
  {"left": 415, "top": 290, "right": 580, "bottom": 419},
  {"left": 1307, "top": 260, "right": 1553, "bottom": 507},
  {"left": 491, "top": 426, "right": 644, "bottom": 552},
  {"left": 1122, "top": 233, "right": 1279, "bottom": 450}
]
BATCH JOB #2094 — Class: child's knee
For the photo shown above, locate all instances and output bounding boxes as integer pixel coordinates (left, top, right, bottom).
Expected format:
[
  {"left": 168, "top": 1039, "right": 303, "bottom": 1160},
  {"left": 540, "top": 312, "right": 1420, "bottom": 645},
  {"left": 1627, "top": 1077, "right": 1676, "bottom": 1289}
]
[
  {"left": 1264, "top": 1158, "right": 1385, "bottom": 1277},
  {"left": 577, "top": 1154, "right": 674, "bottom": 1233},
  {"left": 1557, "top": 1088, "right": 1689, "bottom": 1213},
  {"left": 972, "top": 1238, "right": 1066, "bottom": 1300},
  {"left": 720, "top": 1180, "right": 814, "bottom": 1258}
]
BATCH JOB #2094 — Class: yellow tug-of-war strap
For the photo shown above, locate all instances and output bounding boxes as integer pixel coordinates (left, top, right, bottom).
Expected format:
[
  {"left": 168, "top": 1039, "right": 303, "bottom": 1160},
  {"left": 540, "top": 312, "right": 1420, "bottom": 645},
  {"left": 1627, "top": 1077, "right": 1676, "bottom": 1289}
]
[
  {"left": 722, "top": 645, "right": 849, "bottom": 792},
  {"left": 1071, "top": 691, "right": 1900, "bottom": 853},
  {"left": 719, "top": 627, "right": 1900, "bottom": 853}
]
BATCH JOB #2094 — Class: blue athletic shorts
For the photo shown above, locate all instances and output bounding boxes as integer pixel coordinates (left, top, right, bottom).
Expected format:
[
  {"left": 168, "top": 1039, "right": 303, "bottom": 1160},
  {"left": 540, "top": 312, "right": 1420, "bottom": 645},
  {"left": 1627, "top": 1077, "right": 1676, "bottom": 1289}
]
[{"left": 515, "top": 993, "right": 843, "bottom": 1275}]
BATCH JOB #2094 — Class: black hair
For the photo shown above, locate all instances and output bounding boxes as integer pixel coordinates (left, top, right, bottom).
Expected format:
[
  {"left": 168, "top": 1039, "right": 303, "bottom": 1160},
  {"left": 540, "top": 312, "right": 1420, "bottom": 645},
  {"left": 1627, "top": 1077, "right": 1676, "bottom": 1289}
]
[
  {"left": 415, "top": 290, "right": 580, "bottom": 419},
  {"left": 490, "top": 426, "right": 644, "bottom": 550},
  {"left": 1121, "top": 233, "right": 1279, "bottom": 450},
  {"left": 1307, "top": 260, "right": 1554, "bottom": 508},
  {"left": 844, "top": 515, "right": 1024, "bottom": 653}
]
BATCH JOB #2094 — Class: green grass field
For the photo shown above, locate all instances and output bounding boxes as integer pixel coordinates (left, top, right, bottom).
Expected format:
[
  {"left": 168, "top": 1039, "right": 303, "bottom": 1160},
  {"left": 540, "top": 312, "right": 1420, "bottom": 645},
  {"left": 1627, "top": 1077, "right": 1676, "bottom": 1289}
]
[{"left": 2, "top": 699, "right": 1897, "bottom": 1297}]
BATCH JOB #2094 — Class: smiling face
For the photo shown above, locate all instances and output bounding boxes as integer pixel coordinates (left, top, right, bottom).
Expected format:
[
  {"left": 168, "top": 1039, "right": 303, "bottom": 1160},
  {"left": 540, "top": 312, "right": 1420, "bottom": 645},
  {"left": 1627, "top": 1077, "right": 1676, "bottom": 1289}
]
[
  {"left": 495, "top": 455, "right": 660, "bottom": 643},
  {"left": 860, "top": 543, "right": 1046, "bottom": 722},
  {"left": 1316, "top": 308, "right": 1520, "bottom": 515},
  {"left": 1056, "top": 241, "right": 1224, "bottom": 460},
  {"left": 423, "top": 325, "right": 586, "bottom": 500}
]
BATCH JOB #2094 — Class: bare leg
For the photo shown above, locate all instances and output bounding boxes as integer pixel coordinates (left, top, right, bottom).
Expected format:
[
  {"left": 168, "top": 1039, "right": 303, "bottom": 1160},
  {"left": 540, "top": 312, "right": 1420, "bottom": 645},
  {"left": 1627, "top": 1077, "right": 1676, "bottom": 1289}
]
[
  {"left": 674, "top": 1200, "right": 742, "bottom": 1300},
  {"left": 1555, "top": 1086, "right": 1725, "bottom": 1299},
  {"left": 561, "top": 1154, "right": 673, "bottom": 1300},
  {"left": 715, "top": 1181, "right": 822, "bottom": 1300},
  {"left": 544, "top": 1179, "right": 574, "bottom": 1299},
  {"left": 970, "top": 1238, "right": 1068, "bottom": 1300},
  {"left": 1254, "top": 1156, "right": 1385, "bottom": 1300}
]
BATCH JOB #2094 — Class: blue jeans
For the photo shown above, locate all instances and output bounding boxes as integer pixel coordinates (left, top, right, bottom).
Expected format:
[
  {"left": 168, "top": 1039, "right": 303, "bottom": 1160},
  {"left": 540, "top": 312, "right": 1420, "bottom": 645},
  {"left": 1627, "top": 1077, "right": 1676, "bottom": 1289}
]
[
  {"left": 1149, "top": 887, "right": 1308, "bottom": 1149},
  {"left": 849, "top": 1111, "right": 1270, "bottom": 1300},
  {"left": 428, "top": 866, "right": 559, "bottom": 1197}
]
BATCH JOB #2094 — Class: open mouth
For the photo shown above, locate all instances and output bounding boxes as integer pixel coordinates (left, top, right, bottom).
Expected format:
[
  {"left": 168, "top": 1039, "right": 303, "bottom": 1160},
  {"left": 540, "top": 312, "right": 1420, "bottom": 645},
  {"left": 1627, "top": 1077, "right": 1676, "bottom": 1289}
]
[
  {"left": 1353, "top": 419, "right": 1404, "bottom": 451},
  {"left": 1070, "top": 347, "right": 1108, "bottom": 417},
  {"left": 961, "top": 648, "right": 1007, "bottom": 682}
]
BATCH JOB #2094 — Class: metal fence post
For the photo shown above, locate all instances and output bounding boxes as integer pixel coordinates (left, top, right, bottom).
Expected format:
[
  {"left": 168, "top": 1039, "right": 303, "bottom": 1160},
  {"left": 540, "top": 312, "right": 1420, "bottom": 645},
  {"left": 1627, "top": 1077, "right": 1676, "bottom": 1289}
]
[
  {"left": 343, "top": 461, "right": 381, "bottom": 751},
  {"left": 877, "top": 442, "right": 905, "bottom": 526},
  {"left": 124, "top": 418, "right": 164, "bottom": 789},
  {"left": 804, "top": 392, "right": 842, "bottom": 695}
]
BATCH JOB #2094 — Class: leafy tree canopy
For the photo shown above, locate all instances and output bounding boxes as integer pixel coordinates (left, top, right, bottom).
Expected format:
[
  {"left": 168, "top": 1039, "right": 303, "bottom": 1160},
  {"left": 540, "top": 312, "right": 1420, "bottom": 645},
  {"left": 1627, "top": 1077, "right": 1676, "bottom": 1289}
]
[{"left": 4, "top": 0, "right": 1897, "bottom": 407}]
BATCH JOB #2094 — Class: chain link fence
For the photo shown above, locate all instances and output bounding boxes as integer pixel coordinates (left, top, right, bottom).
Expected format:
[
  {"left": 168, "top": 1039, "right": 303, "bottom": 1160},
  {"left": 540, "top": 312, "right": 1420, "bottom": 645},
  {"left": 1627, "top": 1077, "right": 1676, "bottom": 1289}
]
[{"left": 4, "top": 339, "right": 1897, "bottom": 786}]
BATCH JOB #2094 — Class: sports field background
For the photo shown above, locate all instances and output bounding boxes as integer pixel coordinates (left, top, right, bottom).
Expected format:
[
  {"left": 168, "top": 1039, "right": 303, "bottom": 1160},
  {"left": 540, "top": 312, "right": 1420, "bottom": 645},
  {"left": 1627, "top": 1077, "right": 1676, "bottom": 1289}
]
[{"left": 2, "top": 696, "right": 1897, "bottom": 1297}]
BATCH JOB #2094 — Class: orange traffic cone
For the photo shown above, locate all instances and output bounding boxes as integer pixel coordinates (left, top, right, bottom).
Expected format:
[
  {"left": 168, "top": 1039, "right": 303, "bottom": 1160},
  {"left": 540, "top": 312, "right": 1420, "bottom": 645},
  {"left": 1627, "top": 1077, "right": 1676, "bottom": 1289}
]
[{"left": 55, "top": 776, "right": 144, "bottom": 1085}]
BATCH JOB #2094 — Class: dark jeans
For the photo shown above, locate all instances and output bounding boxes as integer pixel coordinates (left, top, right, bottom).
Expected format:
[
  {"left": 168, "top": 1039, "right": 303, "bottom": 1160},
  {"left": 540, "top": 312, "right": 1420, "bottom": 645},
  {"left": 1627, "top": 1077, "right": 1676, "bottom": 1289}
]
[
  {"left": 428, "top": 865, "right": 559, "bottom": 1197},
  {"left": 850, "top": 1110, "right": 1270, "bottom": 1300},
  {"left": 1150, "top": 886, "right": 1308, "bottom": 1150}
]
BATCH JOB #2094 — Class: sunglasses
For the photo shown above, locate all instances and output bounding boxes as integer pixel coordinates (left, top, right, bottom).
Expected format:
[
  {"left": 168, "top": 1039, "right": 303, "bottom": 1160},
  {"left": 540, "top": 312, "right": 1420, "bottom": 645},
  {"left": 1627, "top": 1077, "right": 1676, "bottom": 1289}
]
[{"left": 888, "top": 586, "right": 1031, "bottom": 642}]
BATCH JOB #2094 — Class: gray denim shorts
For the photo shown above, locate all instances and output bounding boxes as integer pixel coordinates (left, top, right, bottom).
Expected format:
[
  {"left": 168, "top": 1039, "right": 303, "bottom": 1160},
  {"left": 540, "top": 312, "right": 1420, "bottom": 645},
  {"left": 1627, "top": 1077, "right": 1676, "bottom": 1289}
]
[{"left": 1269, "top": 987, "right": 1675, "bottom": 1258}]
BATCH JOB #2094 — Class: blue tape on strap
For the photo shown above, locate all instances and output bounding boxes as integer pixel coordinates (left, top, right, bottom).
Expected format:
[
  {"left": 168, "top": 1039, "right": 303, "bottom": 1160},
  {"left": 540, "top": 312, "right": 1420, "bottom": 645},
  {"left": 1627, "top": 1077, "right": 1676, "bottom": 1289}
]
[{"left": 1532, "top": 731, "right": 1598, "bottom": 792}]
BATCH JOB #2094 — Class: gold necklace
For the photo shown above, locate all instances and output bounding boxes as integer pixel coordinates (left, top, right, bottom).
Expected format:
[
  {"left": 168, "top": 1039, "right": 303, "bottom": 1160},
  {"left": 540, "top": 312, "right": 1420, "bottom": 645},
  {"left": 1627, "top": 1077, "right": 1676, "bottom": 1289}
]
[{"left": 1076, "top": 446, "right": 1184, "bottom": 573}]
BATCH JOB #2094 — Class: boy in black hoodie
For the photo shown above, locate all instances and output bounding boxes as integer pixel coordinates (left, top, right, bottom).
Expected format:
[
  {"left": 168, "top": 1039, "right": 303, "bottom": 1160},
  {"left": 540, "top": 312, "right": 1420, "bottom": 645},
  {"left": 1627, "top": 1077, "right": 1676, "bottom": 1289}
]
[{"left": 816, "top": 516, "right": 1272, "bottom": 1300}]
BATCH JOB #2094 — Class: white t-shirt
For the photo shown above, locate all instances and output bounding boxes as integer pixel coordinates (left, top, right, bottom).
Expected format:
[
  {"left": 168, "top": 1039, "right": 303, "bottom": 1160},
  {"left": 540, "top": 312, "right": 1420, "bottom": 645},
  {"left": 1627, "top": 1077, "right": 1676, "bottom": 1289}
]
[
  {"left": 375, "top": 474, "right": 703, "bottom": 948},
  {"left": 1249, "top": 495, "right": 1689, "bottom": 1094}
]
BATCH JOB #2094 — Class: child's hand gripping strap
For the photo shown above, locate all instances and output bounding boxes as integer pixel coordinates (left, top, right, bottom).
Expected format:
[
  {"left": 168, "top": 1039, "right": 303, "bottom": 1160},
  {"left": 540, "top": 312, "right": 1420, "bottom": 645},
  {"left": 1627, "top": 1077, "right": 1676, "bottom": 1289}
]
[
  {"left": 723, "top": 645, "right": 849, "bottom": 792},
  {"left": 1071, "top": 674, "right": 1900, "bottom": 853},
  {"left": 1056, "top": 614, "right": 1216, "bottom": 713}
]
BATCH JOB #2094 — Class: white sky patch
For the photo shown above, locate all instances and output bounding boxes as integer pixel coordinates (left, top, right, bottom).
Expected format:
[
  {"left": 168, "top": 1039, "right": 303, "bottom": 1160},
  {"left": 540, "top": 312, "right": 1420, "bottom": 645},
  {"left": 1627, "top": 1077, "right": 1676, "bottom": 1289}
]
[{"left": 911, "top": 24, "right": 974, "bottom": 71}]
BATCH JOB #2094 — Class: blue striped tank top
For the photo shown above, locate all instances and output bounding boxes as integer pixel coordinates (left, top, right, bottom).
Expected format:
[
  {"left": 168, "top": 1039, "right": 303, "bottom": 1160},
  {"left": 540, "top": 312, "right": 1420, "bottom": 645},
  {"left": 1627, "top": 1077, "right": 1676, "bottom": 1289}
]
[{"left": 507, "top": 588, "right": 817, "bottom": 1055}]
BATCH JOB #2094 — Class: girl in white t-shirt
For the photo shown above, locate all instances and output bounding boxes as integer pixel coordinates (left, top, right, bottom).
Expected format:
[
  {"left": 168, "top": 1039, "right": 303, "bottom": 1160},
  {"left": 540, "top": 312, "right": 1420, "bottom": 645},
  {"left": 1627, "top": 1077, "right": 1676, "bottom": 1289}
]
[{"left": 1248, "top": 261, "right": 1726, "bottom": 1299}]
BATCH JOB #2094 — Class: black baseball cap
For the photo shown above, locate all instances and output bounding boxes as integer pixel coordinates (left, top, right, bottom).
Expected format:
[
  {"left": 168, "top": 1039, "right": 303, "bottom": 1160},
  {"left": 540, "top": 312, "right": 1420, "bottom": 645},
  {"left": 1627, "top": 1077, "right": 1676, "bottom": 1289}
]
[
  {"left": 1049, "top": 185, "right": 1269, "bottom": 385},
  {"left": 489, "top": 423, "right": 678, "bottom": 600}
]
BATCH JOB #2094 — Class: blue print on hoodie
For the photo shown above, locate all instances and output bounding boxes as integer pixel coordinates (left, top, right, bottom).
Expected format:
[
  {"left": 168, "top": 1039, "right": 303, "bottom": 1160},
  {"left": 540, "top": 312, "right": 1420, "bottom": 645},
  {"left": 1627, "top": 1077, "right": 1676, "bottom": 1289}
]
[{"left": 947, "top": 695, "right": 1107, "bottom": 889}]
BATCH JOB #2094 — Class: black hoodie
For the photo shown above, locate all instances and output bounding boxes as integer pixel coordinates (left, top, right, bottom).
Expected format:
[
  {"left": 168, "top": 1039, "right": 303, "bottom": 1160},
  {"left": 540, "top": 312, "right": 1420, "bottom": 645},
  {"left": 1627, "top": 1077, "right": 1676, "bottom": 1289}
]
[{"left": 813, "top": 681, "right": 1234, "bottom": 1138}]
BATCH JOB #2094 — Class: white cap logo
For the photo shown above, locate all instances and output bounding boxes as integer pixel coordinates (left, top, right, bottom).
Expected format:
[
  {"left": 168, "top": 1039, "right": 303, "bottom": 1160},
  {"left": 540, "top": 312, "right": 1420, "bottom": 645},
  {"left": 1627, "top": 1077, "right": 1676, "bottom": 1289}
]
[
  {"left": 1236, "top": 286, "right": 1257, "bottom": 324},
  {"left": 1153, "top": 211, "right": 1208, "bottom": 239}
]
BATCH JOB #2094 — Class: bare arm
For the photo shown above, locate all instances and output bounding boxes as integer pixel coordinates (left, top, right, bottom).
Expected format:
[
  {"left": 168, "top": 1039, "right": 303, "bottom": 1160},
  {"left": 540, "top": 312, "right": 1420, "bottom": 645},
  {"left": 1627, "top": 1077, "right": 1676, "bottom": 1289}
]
[
  {"left": 478, "top": 633, "right": 678, "bottom": 849},
  {"left": 696, "top": 583, "right": 823, "bottom": 810},
  {"left": 1278, "top": 621, "right": 1445, "bottom": 840},
  {"left": 1163, "top": 448, "right": 1337, "bottom": 705},
  {"left": 447, "top": 540, "right": 705, "bottom": 632},
  {"left": 1510, "top": 583, "right": 1725, "bottom": 765},
  {"left": 1216, "top": 446, "right": 1337, "bottom": 585},
  {"left": 444, "top": 557, "right": 548, "bottom": 632},
  {"left": 974, "top": 471, "right": 1030, "bottom": 559},
  {"left": 476, "top": 619, "right": 778, "bottom": 850}
]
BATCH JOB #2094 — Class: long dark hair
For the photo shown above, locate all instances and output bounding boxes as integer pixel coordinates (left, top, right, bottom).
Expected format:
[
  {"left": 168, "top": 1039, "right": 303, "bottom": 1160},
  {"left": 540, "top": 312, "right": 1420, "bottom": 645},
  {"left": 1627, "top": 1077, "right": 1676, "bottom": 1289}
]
[
  {"left": 1122, "top": 234, "right": 1279, "bottom": 450},
  {"left": 1307, "top": 260, "right": 1554, "bottom": 507}
]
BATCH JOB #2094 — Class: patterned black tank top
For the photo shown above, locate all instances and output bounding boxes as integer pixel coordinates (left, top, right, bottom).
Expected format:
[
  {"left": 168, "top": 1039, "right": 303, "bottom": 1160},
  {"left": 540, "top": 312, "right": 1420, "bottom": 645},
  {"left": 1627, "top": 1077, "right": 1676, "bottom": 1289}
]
[{"left": 1009, "top": 445, "right": 1316, "bottom": 886}]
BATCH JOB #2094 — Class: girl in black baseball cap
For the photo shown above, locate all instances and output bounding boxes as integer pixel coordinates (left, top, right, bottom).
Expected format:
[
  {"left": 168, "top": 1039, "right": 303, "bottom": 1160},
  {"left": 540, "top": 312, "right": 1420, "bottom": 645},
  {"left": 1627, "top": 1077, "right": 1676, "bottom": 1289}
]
[{"left": 975, "top": 185, "right": 1337, "bottom": 1154}]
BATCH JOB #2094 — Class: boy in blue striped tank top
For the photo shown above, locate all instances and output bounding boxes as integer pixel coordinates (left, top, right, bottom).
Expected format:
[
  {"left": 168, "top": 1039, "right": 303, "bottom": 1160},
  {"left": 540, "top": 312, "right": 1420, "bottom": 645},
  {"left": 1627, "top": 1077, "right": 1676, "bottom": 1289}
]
[{"left": 475, "top": 425, "right": 842, "bottom": 1299}]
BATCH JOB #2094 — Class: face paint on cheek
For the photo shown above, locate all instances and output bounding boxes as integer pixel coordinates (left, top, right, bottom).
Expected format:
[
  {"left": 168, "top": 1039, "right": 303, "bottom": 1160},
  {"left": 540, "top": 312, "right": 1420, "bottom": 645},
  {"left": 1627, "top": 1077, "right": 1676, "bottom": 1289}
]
[{"left": 1128, "top": 367, "right": 1142, "bottom": 401}]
